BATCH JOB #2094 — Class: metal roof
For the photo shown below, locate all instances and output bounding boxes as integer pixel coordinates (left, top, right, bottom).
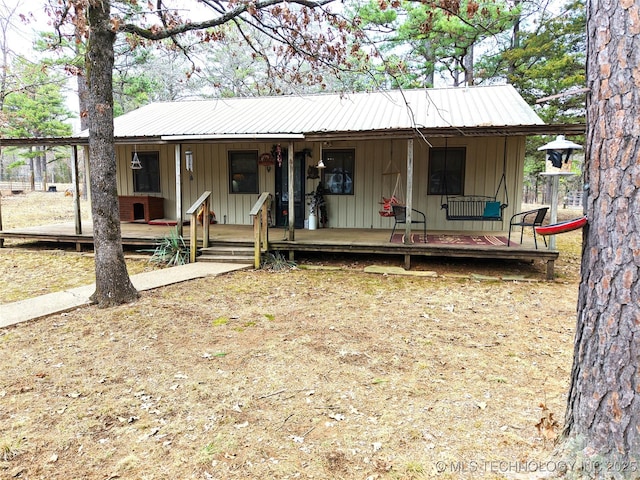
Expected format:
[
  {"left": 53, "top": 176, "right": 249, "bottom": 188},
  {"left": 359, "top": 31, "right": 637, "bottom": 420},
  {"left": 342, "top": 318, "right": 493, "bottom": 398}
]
[
  {"left": 1, "top": 85, "right": 586, "bottom": 147},
  {"left": 109, "top": 85, "right": 546, "bottom": 140}
]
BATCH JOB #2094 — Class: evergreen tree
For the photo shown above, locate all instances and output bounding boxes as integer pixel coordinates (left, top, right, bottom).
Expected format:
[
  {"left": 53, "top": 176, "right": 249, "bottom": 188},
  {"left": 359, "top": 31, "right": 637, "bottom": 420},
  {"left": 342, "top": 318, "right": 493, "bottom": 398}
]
[
  {"left": 478, "top": 0, "right": 586, "bottom": 123},
  {"left": 347, "top": 0, "right": 518, "bottom": 88},
  {"left": 2, "top": 57, "right": 72, "bottom": 189},
  {"left": 474, "top": 0, "right": 586, "bottom": 203}
]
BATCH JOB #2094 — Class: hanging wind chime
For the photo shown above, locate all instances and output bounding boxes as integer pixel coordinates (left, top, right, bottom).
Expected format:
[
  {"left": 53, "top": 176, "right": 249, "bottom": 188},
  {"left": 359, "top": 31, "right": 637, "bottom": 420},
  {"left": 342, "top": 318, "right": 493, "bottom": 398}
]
[{"left": 131, "top": 146, "right": 142, "bottom": 169}]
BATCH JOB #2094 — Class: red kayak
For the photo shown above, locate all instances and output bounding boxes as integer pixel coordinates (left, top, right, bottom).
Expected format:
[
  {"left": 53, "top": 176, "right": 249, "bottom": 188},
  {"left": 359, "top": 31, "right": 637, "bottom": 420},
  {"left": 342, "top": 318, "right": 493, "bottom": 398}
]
[{"left": 535, "top": 216, "right": 587, "bottom": 236}]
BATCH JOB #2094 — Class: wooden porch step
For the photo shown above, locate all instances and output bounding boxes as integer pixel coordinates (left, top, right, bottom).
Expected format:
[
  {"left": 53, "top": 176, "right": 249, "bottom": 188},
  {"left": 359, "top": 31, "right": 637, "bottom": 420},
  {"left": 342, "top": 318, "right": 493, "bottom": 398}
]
[
  {"left": 200, "top": 245, "right": 254, "bottom": 254},
  {"left": 198, "top": 245, "right": 254, "bottom": 264},
  {"left": 198, "top": 255, "right": 254, "bottom": 264}
]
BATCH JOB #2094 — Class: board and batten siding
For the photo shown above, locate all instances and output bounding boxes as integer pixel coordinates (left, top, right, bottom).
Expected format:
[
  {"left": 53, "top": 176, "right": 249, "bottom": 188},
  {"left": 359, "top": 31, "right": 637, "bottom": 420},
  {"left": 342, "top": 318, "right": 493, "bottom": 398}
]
[
  {"left": 115, "top": 136, "right": 525, "bottom": 232},
  {"left": 328, "top": 136, "right": 524, "bottom": 232},
  {"left": 182, "top": 142, "right": 274, "bottom": 225},
  {"left": 417, "top": 136, "right": 525, "bottom": 232},
  {"left": 115, "top": 144, "right": 176, "bottom": 218}
]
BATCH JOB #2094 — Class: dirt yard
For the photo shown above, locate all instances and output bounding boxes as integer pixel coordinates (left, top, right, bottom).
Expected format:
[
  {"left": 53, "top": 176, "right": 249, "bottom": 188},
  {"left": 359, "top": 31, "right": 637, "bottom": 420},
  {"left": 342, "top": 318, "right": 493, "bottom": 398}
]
[{"left": 0, "top": 191, "right": 585, "bottom": 479}]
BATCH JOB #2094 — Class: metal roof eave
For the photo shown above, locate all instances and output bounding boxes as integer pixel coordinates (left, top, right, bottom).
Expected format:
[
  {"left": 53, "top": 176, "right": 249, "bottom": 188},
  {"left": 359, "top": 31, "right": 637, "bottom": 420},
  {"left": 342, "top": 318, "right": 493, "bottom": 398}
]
[
  {"left": 1, "top": 133, "right": 314, "bottom": 147},
  {"left": 0, "top": 135, "right": 175, "bottom": 147},
  {"left": 305, "top": 123, "right": 586, "bottom": 141},
  {"left": 0, "top": 123, "right": 585, "bottom": 148},
  {"left": 0, "top": 136, "right": 89, "bottom": 147}
]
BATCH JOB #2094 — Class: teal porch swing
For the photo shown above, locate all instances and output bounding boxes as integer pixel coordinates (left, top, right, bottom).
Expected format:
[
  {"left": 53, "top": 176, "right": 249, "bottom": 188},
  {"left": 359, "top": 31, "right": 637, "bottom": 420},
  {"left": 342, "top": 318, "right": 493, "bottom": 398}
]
[{"left": 440, "top": 137, "right": 509, "bottom": 221}]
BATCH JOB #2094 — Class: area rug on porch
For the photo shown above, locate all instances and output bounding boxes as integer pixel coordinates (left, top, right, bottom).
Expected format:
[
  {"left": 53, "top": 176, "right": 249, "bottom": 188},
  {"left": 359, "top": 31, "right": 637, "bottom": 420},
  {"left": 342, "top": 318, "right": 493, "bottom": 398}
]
[
  {"left": 148, "top": 219, "right": 178, "bottom": 226},
  {"left": 390, "top": 233, "right": 514, "bottom": 246}
]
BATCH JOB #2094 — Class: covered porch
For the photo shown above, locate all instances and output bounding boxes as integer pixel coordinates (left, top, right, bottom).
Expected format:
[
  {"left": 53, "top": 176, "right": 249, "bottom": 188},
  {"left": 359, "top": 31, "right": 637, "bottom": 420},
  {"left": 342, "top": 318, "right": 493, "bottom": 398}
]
[{"left": 0, "top": 220, "right": 559, "bottom": 280}]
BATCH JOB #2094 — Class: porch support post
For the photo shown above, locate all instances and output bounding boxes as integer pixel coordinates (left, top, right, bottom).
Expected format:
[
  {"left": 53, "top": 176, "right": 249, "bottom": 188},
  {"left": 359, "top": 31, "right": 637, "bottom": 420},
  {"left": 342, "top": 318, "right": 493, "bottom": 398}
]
[
  {"left": 548, "top": 174, "right": 559, "bottom": 251},
  {"left": 72, "top": 145, "right": 82, "bottom": 235},
  {"left": 82, "top": 146, "right": 89, "bottom": 201},
  {"left": 175, "top": 144, "right": 183, "bottom": 236},
  {"left": 287, "top": 141, "right": 295, "bottom": 242},
  {"left": 0, "top": 176, "right": 3, "bottom": 248},
  {"left": 0, "top": 141, "right": 4, "bottom": 247},
  {"left": 404, "top": 138, "right": 414, "bottom": 245}
]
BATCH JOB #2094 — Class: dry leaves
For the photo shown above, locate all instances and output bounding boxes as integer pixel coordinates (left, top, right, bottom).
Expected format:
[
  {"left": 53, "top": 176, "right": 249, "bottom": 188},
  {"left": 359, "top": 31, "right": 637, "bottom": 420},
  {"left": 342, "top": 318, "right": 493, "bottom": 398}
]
[
  {"left": 0, "top": 192, "right": 585, "bottom": 479},
  {"left": 536, "top": 403, "right": 560, "bottom": 442}
]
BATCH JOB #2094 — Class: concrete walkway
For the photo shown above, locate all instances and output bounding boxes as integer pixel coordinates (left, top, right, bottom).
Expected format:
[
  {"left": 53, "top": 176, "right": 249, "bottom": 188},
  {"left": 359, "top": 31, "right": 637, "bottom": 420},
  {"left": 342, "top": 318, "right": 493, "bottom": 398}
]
[{"left": 0, "top": 262, "right": 251, "bottom": 329}]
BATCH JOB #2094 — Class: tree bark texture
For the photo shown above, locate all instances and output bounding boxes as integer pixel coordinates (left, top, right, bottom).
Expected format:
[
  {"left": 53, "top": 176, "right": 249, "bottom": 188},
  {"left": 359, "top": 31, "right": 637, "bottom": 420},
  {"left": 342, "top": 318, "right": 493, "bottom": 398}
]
[
  {"left": 464, "top": 45, "right": 474, "bottom": 86},
  {"left": 87, "top": 0, "right": 138, "bottom": 307},
  {"left": 562, "top": 0, "right": 640, "bottom": 474}
]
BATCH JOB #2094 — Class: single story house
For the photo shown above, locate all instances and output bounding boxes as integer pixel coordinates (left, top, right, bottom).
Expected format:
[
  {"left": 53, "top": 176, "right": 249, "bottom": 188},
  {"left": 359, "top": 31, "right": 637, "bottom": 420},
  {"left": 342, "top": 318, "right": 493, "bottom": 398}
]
[{"left": 90, "top": 84, "right": 582, "bottom": 236}]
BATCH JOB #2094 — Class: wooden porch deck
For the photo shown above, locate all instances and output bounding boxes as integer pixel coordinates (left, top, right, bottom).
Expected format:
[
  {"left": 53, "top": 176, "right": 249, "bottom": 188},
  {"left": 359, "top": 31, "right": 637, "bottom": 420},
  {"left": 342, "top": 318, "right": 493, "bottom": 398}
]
[{"left": 0, "top": 221, "right": 559, "bottom": 280}]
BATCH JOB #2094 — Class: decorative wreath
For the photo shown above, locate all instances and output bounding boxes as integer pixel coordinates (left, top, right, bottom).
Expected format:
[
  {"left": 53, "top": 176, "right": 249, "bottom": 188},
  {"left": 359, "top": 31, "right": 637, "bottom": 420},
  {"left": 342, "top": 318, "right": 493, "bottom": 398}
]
[{"left": 258, "top": 152, "right": 275, "bottom": 166}]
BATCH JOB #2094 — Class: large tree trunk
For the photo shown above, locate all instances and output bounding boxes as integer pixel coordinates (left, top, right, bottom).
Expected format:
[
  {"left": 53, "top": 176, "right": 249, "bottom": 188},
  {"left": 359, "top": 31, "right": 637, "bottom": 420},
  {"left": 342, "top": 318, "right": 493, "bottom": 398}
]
[
  {"left": 508, "top": 0, "right": 521, "bottom": 79},
  {"left": 463, "top": 45, "right": 474, "bottom": 86},
  {"left": 560, "top": 0, "right": 640, "bottom": 474},
  {"left": 86, "top": 0, "right": 138, "bottom": 307}
]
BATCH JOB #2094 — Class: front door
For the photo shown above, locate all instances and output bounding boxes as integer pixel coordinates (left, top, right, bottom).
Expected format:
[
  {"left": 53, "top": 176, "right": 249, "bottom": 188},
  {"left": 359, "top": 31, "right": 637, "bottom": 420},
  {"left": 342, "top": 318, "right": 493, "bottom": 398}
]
[{"left": 275, "top": 150, "right": 306, "bottom": 228}]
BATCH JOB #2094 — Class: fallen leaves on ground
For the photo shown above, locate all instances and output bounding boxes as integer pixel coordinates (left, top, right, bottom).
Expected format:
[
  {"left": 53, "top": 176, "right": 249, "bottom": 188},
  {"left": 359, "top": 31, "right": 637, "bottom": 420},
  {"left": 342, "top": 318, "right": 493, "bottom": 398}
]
[
  {"left": 0, "top": 191, "right": 583, "bottom": 479},
  {"left": 1, "top": 268, "right": 578, "bottom": 479}
]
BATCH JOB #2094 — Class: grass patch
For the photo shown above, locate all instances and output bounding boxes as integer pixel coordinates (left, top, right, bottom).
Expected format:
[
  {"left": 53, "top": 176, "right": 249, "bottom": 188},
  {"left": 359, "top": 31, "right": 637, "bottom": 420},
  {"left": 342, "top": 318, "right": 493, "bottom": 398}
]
[
  {"left": 0, "top": 195, "right": 583, "bottom": 479},
  {"left": 0, "top": 437, "right": 24, "bottom": 461},
  {"left": 261, "top": 251, "right": 296, "bottom": 271},
  {"left": 212, "top": 316, "right": 229, "bottom": 327}
]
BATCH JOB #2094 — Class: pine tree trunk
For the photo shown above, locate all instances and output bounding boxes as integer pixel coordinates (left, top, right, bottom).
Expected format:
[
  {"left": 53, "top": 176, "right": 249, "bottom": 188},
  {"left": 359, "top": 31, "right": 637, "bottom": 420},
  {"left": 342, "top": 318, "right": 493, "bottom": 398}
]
[
  {"left": 509, "top": 0, "right": 521, "bottom": 78},
  {"left": 34, "top": 149, "right": 42, "bottom": 189},
  {"left": 29, "top": 151, "right": 35, "bottom": 191},
  {"left": 86, "top": 0, "right": 138, "bottom": 308},
  {"left": 464, "top": 45, "right": 474, "bottom": 86},
  {"left": 560, "top": 0, "right": 640, "bottom": 474},
  {"left": 40, "top": 149, "right": 47, "bottom": 191},
  {"left": 424, "top": 39, "right": 435, "bottom": 88}
]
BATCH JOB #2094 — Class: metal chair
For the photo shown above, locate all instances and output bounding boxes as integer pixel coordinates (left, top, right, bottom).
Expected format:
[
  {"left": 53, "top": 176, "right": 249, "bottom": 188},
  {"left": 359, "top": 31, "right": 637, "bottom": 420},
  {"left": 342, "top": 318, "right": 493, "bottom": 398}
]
[
  {"left": 508, "top": 207, "right": 548, "bottom": 249},
  {"left": 389, "top": 205, "right": 427, "bottom": 242}
]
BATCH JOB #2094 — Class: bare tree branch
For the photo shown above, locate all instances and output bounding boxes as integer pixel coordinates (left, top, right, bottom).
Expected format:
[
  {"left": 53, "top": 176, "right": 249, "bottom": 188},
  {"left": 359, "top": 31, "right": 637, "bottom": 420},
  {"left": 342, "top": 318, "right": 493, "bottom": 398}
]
[{"left": 118, "top": 0, "right": 335, "bottom": 40}]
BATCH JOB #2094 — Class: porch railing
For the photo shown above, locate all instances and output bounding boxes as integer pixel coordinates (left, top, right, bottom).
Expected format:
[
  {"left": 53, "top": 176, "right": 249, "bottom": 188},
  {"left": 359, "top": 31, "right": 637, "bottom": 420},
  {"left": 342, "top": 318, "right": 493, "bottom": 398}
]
[
  {"left": 249, "top": 192, "right": 272, "bottom": 269},
  {"left": 185, "top": 191, "right": 212, "bottom": 263}
]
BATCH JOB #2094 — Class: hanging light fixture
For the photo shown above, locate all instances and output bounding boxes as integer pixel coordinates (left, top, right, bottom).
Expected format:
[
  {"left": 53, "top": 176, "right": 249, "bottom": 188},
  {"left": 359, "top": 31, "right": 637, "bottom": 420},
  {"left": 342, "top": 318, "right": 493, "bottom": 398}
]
[
  {"left": 313, "top": 159, "right": 326, "bottom": 185},
  {"left": 131, "top": 146, "right": 142, "bottom": 170}
]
